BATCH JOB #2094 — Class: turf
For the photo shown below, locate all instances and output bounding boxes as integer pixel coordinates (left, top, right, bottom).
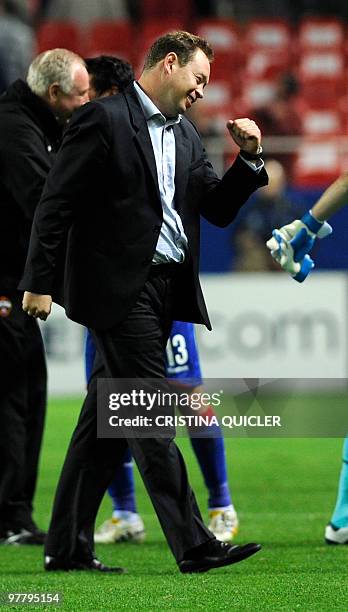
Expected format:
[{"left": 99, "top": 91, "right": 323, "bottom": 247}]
[{"left": 0, "top": 396, "right": 347, "bottom": 611}]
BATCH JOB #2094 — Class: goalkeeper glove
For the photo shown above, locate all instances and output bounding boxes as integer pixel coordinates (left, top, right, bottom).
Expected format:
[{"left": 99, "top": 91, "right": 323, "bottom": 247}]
[
  {"left": 270, "top": 229, "right": 314, "bottom": 282},
  {"left": 266, "top": 210, "right": 332, "bottom": 262}
]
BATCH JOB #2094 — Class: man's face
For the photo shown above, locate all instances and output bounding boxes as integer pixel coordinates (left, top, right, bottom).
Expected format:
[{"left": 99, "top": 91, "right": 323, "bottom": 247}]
[
  {"left": 50, "top": 63, "right": 90, "bottom": 122},
  {"left": 163, "top": 48, "right": 210, "bottom": 117}
]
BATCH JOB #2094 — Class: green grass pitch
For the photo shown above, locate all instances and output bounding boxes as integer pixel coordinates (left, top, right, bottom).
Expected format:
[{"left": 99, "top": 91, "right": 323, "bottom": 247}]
[{"left": 0, "top": 396, "right": 347, "bottom": 611}]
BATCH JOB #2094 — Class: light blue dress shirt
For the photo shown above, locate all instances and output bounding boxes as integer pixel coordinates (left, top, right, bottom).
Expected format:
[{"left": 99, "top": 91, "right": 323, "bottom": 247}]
[{"left": 134, "top": 81, "right": 188, "bottom": 264}]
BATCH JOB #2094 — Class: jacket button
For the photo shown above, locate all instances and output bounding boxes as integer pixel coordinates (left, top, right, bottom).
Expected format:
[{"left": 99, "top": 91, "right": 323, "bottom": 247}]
[
  {"left": 142, "top": 257, "right": 152, "bottom": 265},
  {"left": 153, "top": 225, "right": 161, "bottom": 233}
]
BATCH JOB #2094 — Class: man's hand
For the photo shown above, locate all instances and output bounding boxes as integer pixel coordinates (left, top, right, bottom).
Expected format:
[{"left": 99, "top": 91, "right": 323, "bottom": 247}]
[
  {"left": 226, "top": 118, "right": 261, "bottom": 155},
  {"left": 22, "top": 292, "right": 52, "bottom": 321}
]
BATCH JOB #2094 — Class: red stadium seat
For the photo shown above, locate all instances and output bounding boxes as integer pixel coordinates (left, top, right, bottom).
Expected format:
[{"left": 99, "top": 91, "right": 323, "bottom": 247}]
[
  {"left": 84, "top": 20, "right": 134, "bottom": 63},
  {"left": 241, "top": 79, "right": 277, "bottom": 111},
  {"left": 203, "top": 79, "right": 234, "bottom": 109},
  {"left": 293, "top": 138, "right": 341, "bottom": 187},
  {"left": 301, "top": 109, "right": 342, "bottom": 136},
  {"left": 36, "top": 21, "right": 82, "bottom": 55},
  {"left": 244, "top": 19, "right": 292, "bottom": 53},
  {"left": 194, "top": 18, "right": 240, "bottom": 53},
  {"left": 245, "top": 49, "right": 291, "bottom": 80},
  {"left": 299, "top": 50, "right": 345, "bottom": 79},
  {"left": 298, "top": 50, "right": 345, "bottom": 107},
  {"left": 298, "top": 17, "right": 345, "bottom": 51}
]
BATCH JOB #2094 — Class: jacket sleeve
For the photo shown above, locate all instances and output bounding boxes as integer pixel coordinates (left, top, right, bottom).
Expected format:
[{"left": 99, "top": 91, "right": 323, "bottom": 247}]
[
  {"left": 19, "top": 101, "right": 111, "bottom": 294},
  {"left": 199, "top": 155, "right": 269, "bottom": 228},
  {"left": 1, "top": 117, "right": 52, "bottom": 221}
]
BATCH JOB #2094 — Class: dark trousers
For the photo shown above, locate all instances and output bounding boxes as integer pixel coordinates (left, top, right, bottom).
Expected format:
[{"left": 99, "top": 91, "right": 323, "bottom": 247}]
[
  {"left": 44, "top": 268, "right": 213, "bottom": 563},
  {"left": 0, "top": 291, "right": 46, "bottom": 530}
]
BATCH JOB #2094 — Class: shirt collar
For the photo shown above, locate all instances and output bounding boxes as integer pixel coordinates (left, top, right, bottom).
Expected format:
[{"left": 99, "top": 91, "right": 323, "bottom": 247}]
[{"left": 134, "top": 81, "right": 181, "bottom": 127}]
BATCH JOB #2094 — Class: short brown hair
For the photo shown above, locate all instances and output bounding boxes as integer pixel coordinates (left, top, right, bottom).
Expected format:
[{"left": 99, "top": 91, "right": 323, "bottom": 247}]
[{"left": 143, "top": 31, "right": 214, "bottom": 70}]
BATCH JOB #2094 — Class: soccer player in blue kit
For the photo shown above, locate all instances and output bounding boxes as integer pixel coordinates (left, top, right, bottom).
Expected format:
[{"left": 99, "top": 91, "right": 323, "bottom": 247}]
[{"left": 85, "top": 322, "right": 239, "bottom": 544}]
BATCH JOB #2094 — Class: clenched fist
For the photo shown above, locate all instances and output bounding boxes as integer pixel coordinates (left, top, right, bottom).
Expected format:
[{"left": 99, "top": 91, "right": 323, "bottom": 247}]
[
  {"left": 226, "top": 118, "right": 261, "bottom": 155},
  {"left": 22, "top": 292, "right": 52, "bottom": 321}
]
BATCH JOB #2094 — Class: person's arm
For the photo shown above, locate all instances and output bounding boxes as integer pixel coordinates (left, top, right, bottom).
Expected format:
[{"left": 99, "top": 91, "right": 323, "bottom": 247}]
[
  {"left": 192, "top": 118, "right": 268, "bottom": 227},
  {"left": 20, "top": 102, "right": 111, "bottom": 318},
  {"left": 265, "top": 173, "right": 348, "bottom": 281},
  {"left": 310, "top": 172, "right": 348, "bottom": 221}
]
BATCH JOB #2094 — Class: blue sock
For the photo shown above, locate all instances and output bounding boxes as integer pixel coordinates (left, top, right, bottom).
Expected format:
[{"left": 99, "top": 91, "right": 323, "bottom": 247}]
[
  {"left": 108, "top": 447, "right": 137, "bottom": 514},
  {"left": 189, "top": 408, "right": 233, "bottom": 509},
  {"left": 331, "top": 436, "right": 348, "bottom": 528}
]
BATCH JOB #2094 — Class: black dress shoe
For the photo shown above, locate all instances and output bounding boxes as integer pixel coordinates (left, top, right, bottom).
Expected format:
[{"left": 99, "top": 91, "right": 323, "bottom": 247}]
[
  {"left": 44, "top": 556, "right": 70, "bottom": 571},
  {"left": 73, "top": 558, "right": 126, "bottom": 573},
  {"left": 178, "top": 540, "right": 261, "bottom": 574},
  {"left": 1, "top": 528, "right": 46, "bottom": 545},
  {"left": 44, "top": 556, "right": 126, "bottom": 573}
]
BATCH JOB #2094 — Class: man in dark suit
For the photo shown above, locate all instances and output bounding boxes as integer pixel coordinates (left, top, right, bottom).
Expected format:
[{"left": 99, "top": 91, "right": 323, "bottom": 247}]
[{"left": 21, "top": 32, "right": 268, "bottom": 573}]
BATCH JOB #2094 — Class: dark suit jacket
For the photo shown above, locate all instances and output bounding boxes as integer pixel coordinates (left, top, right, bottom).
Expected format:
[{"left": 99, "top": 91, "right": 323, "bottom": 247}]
[{"left": 19, "top": 84, "right": 268, "bottom": 330}]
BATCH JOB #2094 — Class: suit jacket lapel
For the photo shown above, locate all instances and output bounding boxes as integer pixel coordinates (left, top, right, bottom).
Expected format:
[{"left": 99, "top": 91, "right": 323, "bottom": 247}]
[
  {"left": 123, "top": 85, "right": 161, "bottom": 206},
  {"left": 173, "top": 124, "right": 191, "bottom": 215}
]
